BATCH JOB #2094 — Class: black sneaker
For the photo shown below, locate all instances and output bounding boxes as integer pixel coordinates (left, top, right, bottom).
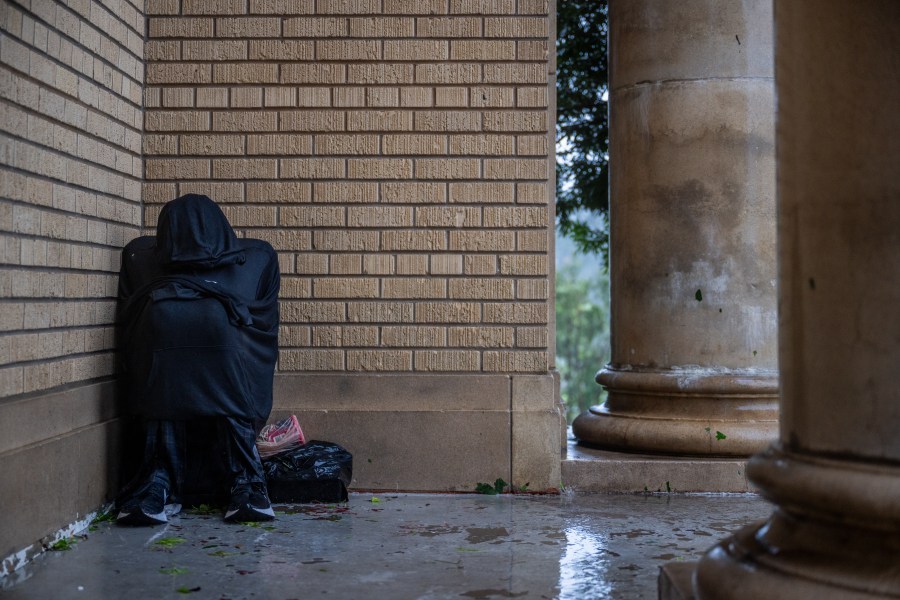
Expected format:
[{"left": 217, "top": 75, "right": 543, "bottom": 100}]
[
  {"left": 224, "top": 481, "right": 275, "bottom": 522},
  {"left": 117, "top": 482, "right": 178, "bottom": 526}
]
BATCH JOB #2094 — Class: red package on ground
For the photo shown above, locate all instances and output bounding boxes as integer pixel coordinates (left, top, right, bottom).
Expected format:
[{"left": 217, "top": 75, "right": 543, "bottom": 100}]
[{"left": 256, "top": 415, "right": 305, "bottom": 459}]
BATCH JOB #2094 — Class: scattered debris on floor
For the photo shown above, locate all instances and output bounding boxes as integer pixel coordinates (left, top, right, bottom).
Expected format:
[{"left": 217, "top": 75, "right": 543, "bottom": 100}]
[{"left": 2, "top": 493, "right": 771, "bottom": 600}]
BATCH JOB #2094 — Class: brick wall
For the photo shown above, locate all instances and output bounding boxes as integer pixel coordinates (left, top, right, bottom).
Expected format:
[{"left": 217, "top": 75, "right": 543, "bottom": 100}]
[
  {"left": 143, "top": 0, "right": 555, "bottom": 378},
  {"left": 0, "top": 0, "right": 143, "bottom": 397},
  {"left": 0, "top": 2, "right": 559, "bottom": 549},
  {"left": 0, "top": 0, "right": 144, "bottom": 566}
]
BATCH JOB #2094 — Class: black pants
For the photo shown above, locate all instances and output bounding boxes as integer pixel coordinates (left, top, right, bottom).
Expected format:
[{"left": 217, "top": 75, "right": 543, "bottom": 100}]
[{"left": 122, "top": 416, "right": 265, "bottom": 504}]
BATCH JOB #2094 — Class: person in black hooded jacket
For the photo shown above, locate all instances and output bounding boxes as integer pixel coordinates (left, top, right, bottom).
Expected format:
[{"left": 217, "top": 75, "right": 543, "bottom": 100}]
[{"left": 116, "top": 194, "right": 280, "bottom": 525}]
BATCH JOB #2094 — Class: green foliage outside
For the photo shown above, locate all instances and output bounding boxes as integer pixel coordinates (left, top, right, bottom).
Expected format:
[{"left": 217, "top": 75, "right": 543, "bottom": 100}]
[
  {"left": 555, "top": 242, "right": 610, "bottom": 423},
  {"left": 554, "top": 1, "right": 612, "bottom": 421},
  {"left": 556, "top": 0, "right": 610, "bottom": 257}
]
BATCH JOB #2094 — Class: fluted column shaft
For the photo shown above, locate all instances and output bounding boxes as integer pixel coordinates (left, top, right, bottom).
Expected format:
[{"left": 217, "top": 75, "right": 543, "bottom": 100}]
[
  {"left": 695, "top": 0, "right": 900, "bottom": 597},
  {"left": 573, "top": 0, "right": 779, "bottom": 455}
]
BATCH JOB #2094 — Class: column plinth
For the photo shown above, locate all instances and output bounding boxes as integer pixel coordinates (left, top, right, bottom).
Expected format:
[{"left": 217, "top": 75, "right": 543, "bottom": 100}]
[
  {"left": 696, "top": 447, "right": 900, "bottom": 599},
  {"left": 573, "top": 0, "right": 779, "bottom": 456},
  {"left": 573, "top": 368, "right": 777, "bottom": 455}
]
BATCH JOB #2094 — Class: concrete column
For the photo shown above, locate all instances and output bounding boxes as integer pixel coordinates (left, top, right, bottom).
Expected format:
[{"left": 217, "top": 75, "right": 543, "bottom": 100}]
[
  {"left": 572, "top": 0, "right": 779, "bottom": 455},
  {"left": 693, "top": 1, "right": 900, "bottom": 597}
]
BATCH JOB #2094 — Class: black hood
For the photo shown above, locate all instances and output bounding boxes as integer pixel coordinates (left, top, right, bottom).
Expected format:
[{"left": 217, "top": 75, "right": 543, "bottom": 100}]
[{"left": 156, "top": 194, "right": 245, "bottom": 270}]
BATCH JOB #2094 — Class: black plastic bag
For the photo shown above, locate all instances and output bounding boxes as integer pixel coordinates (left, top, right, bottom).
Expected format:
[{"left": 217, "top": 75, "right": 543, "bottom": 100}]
[{"left": 263, "top": 441, "right": 352, "bottom": 503}]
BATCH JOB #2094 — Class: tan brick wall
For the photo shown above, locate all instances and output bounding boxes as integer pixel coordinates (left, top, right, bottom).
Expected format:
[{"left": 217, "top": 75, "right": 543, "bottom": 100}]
[
  {"left": 0, "top": 0, "right": 144, "bottom": 398},
  {"left": 0, "top": 0, "right": 562, "bottom": 547},
  {"left": 144, "top": 0, "right": 554, "bottom": 375}
]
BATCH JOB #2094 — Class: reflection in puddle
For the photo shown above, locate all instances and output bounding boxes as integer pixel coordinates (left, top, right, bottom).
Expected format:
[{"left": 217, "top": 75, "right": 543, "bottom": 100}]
[{"left": 558, "top": 524, "right": 613, "bottom": 600}]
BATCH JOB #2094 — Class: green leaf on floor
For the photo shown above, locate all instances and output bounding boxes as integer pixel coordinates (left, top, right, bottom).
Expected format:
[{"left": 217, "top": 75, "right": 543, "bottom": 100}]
[
  {"left": 160, "top": 567, "right": 188, "bottom": 575},
  {"left": 695, "top": 289, "right": 703, "bottom": 301},
  {"left": 370, "top": 497, "right": 381, "bottom": 503},
  {"left": 91, "top": 511, "right": 116, "bottom": 525},
  {"left": 176, "top": 586, "right": 201, "bottom": 594},
  {"left": 716, "top": 431, "right": 727, "bottom": 440},
  {"left": 475, "top": 483, "right": 496, "bottom": 495},
  {"left": 475, "top": 478, "right": 508, "bottom": 495},
  {"left": 208, "top": 550, "right": 236, "bottom": 558},
  {"left": 155, "top": 537, "right": 186, "bottom": 548},
  {"left": 49, "top": 538, "right": 75, "bottom": 551},
  {"left": 189, "top": 504, "right": 217, "bottom": 515}
]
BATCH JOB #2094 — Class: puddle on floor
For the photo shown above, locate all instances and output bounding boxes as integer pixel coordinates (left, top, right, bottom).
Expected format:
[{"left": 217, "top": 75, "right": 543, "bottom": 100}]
[{"left": 1, "top": 493, "right": 772, "bottom": 600}]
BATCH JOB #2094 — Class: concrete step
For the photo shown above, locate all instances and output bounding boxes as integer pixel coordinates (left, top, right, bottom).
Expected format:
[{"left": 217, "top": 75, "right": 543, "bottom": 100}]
[{"left": 561, "top": 438, "right": 754, "bottom": 493}]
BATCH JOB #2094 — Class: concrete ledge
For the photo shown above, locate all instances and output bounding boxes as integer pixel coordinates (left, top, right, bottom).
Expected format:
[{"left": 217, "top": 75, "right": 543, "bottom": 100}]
[
  {"left": 0, "top": 415, "right": 122, "bottom": 561},
  {"left": 0, "top": 381, "right": 118, "bottom": 455},
  {"left": 274, "top": 372, "right": 512, "bottom": 411},
  {"left": 273, "top": 373, "right": 562, "bottom": 492},
  {"left": 0, "top": 381, "right": 122, "bottom": 563},
  {"left": 561, "top": 439, "right": 753, "bottom": 493}
]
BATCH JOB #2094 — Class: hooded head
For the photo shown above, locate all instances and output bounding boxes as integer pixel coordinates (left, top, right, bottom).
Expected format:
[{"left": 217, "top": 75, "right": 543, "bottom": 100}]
[{"left": 156, "top": 194, "right": 245, "bottom": 270}]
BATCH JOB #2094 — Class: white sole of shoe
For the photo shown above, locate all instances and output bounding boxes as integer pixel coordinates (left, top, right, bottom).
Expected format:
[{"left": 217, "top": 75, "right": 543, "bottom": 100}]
[
  {"left": 224, "top": 505, "right": 275, "bottom": 521},
  {"left": 116, "top": 509, "right": 167, "bottom": 526}
]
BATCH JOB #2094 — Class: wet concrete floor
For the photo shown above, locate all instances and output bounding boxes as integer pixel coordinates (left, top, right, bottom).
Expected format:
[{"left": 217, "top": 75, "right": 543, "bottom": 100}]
[{"left": 1, "top": 493, "right": 770, "bottom": 599}]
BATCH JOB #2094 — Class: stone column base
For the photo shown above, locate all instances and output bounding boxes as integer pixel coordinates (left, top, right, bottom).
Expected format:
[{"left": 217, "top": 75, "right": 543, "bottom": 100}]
[
  {"left": 659, "top": 562, "right": 699, "bottom": 600},
  {"left": 693, "top": 446, "right": 900, "bottom": 599},
  {"left": 572, "top": 368, "right": 778, "bottom": 456}
]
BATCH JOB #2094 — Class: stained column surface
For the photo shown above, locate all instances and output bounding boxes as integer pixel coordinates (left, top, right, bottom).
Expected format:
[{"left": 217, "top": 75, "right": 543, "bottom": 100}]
[
  {"left": 693, "top": 1, "right": 900, "bottom": 597},
  {"left": 573, "top": 0, "right": 779, "bottom": 455}
]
